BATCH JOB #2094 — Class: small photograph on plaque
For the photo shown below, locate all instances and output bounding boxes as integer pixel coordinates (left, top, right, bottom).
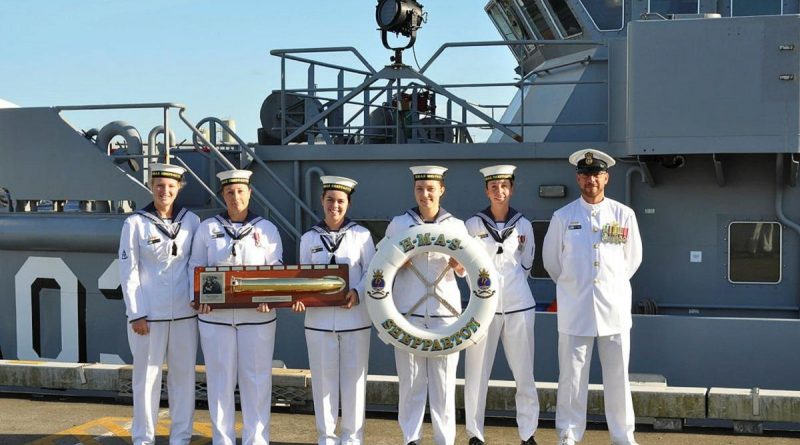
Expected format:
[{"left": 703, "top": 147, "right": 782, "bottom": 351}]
[{"left": 200, "top": 272, "right": 225, "bottom": 304}]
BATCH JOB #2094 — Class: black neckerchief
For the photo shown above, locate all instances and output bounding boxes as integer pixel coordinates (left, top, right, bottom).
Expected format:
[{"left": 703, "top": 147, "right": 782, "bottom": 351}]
[
  {"left": 214, "top": 211, "right": 263, "bottom": 257},
  {"left": 476, "top": 207, "right": 522, "bottom": 254},
  {"left": 406, "top": 207, "right": 452, "bottom": 226},
  {"left": 136, "top": 203, "right": 188, "bottom": 256},
  {"left": 312, "top": 218, "right": 357, "bottom": 264}
]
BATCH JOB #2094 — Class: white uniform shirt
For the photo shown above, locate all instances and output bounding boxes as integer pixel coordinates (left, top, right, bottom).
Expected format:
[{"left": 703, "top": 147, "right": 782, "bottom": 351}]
[
  {"left": 542, "top": 197, "right": 642, "bottom": 337},
  {"left": 385, "top": 208, "right": 468, "bottom": 317},
  {"left": 119, "top": 205, "right": 200, "bottom": 322},
  {"left": 466, "top": 208, "right": 536, "bottom": 314},
  {"left": 299, "top": 220, "right": 376, "bottom": 331},
  {"left": 188, "top": 212, "right": 283, "bottom": 325}
]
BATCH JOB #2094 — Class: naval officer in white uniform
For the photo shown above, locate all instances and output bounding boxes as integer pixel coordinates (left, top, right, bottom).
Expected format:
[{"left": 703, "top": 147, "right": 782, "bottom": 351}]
[
  {"left": 293, "top": 175, "right": 376, "bottom": 445},
  {"left": 119, "top": 163, "right": 200, "bottom": 445},
  {"left": 464, "top": 165, "right": 539, "bottom": 445},
  {"left": 542, "top": 149, "right": 642, "bottom": 445},
  {"left": 385, "top": 165, "right": 468, "bottom": 445},
  {"left": 188, "top": 169, "right": 283, "bottom": 445}
]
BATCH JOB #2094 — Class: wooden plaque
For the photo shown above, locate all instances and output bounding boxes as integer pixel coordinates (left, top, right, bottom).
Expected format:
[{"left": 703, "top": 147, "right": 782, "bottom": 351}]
[{"left": 193, "top": 264, "right": 349, "bottom": 309}]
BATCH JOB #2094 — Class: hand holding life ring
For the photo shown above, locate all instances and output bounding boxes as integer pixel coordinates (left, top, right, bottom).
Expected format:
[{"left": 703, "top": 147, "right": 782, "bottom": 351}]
[{"left": 365, "top": 224, "right": 499, "bottom": 357}]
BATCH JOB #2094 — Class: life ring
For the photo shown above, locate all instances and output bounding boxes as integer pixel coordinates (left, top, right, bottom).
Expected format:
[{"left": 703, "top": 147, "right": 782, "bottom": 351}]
[{"left": 365, "top": 224, "right": 499, "bottom": 357}]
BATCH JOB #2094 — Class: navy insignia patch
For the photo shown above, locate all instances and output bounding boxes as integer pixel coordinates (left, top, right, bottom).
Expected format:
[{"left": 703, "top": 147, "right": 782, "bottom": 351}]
[
  {"left": 367, "top": 269, "right": 389, "bottom": 299},
  {"left": 120, "top": 250, "right": 128, "bottom": 260},
  {"left": 473, "top": 268, "right": 496, "bottom": 299}
]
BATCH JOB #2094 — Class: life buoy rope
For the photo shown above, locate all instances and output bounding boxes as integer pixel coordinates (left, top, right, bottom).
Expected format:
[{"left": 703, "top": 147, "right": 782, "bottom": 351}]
[{"left": 365, "top": 224, "right": 499, "bottom": 356}]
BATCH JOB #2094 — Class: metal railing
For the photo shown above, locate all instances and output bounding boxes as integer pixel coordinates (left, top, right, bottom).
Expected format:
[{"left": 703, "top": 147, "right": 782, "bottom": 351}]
[
  {"left": 55, "top": 103, "right": 314, "bottom": 239},
  {"left": 269, "top": 39, "right": 606, "bottom": 145}
]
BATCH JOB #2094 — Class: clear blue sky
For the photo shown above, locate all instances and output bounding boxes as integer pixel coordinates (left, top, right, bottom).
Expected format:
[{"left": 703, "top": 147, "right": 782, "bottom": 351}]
[{"left": 0, "top": 0, "right": 517, "bottom": 142}]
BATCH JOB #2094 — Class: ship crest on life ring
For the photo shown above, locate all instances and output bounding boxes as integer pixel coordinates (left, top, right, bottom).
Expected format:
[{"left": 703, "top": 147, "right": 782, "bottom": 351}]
[
  {"left": 473, "top": 268, "right": 495, "bottom": 298},
  {"left": 367, "top": 269, "right": 389, "bottom": 299},
  {"left": 365, "top": 224, "right": 499, "bottom": 357}
]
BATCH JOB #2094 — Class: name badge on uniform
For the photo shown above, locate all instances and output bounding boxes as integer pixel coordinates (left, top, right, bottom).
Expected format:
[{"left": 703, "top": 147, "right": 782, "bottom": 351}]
[
  {"left": 478, "top": 233, "right": 489, "bottom": 239},
  {"left": 311, "top": 246, "right": 323, "bottom": 253},
  {"left": 568, "top": 222, "right": 582, "bottom": 230},
  {"left": 147, "top": 236, "right": 161, "bottom": 245},
  {"left": 211, "top": 231, "right": 225, "bottom": 239}
]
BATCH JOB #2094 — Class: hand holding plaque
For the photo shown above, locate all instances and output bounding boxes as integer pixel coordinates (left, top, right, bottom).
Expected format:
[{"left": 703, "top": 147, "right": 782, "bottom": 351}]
[{"left": 194, "top": 264, "right": 350, "bottom": 309}]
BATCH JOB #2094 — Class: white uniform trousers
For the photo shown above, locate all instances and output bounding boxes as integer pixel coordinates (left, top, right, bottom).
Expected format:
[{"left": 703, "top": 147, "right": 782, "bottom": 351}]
[
  {"left": 394, "top": 317, "right": 459, "bottom": 445},
  {"left": 199, "top": 321, "right": 276, "bottom": 445},
  {"left": 465, "top": 310, "right": 539, "bottom": 442},
  {"left": 556, "top": 332, "right": 636, "bottom": 445},
  {"left": 127, "top": 317, "right": 198, "bottom": 445},
  {"left": 306, "top": 328, "right": 370, "bottom": 445}
]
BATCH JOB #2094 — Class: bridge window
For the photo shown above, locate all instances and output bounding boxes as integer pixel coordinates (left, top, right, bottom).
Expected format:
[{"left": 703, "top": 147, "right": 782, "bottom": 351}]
[
  {"left": 648, "top": 0, "right": 699, "bottom": 15},
  {"left": 730, "top": 0, "right": 782, "bottom": 17},
  {"left": 578, "top": 0, "right": 624, "bottom": 31},
  {"left": 727, "top": 222, "right": 782, "bottom": 284},
  {"left": 548, "top": 0, "right": 583, "bottom": 38},
  {"left": 486, "top": 0, "right": 539, "bottom": 61},
  {"left": 519, "top": 0, "right": 557, "bottom": 39}
]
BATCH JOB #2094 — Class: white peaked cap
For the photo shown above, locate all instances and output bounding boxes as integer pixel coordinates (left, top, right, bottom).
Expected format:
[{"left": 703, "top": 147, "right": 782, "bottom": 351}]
[
  {"left": 149, "top": 163, "right": 186, "bottom": 180},
  {"left": 320, "top": 175, "right": 358, "bottom": 194},
  {"left": 216, "top": 169, "right": 253, "bottom": 187},
  {"left": 479, "top": 164, "right": 517, "bottom": 182},
  {"left": 410, "top": 165, "right": 448, "bottom": 181},
  {"left": 568, "top": 149, "right": 616, "bottom": 171}
]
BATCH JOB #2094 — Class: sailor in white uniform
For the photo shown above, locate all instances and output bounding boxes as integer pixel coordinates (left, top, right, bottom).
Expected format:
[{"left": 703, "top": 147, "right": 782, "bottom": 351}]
[
  {"left": 188, "top": 169, "right": 283, "bottom": 445},
  {"left": 464, "top": 165, "right": 539, "bottom": 445},
  {"left": 119, "top": 163, "right": 200, "bottom": 445},
  {"left": 293, "top": 175, "right": 376, "bottom": 445},
  {"left": 385, "top": 166, "right": 468, "bottom": 445},
  {"left": 542, "top": 149, "right": 642, "bottom": 445}
]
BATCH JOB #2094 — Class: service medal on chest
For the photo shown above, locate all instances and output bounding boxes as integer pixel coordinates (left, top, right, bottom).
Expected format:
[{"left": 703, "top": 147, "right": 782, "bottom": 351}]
[{"left": 601, "top": 222, "right": 629, "bottom": 244}]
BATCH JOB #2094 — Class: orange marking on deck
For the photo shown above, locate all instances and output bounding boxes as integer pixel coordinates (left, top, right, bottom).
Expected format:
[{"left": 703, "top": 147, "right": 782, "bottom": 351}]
[
  {"left": 154, "top": 419, "right": 171, "bottom": 436},
  {"left": 28, "top": 416, "right": 235, "bottom": 444},
  {"left": 98, "top": 417, "right": 134, "bottom": 443}
]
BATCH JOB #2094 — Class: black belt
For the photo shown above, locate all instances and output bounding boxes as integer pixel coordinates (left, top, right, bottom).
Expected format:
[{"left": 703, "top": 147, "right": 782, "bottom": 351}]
[
  {"left": 198, "top": 317, "right": 276, "bottom": 327},
  {"left": 495, "top": 305, "right": 536, "bottom": 315},
  {"left": 304, "top": 325, "right": 371, "bottom": 333},
  {"left": 148, "top": 315, "right": 198, "bottom": 323}
]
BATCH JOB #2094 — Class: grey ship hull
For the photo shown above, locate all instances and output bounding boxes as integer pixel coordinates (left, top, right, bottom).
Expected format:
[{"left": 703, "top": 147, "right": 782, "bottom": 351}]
[{"left": 1, "top": 136, "right": 798, "bottom": 391}]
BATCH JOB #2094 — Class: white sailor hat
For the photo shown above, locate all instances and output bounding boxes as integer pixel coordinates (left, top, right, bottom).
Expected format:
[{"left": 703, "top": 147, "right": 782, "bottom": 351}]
[
  {"left": 569, "top": 149, "right": 616, "bottom": 173},
  {"left": 149, "top": 163, "right": 186, "bottom": 181},
  {"left": 216, "top": 169, "right": 253, "bottom": 187},
  {"left": 320, "top": 175, "right": 358, "bottom": 195},
  {"left": 410, "top": 165, "right": 447, "bottom": 181},
  {"left": 479, "top": 164, "right": 516, "bottom": 182}
]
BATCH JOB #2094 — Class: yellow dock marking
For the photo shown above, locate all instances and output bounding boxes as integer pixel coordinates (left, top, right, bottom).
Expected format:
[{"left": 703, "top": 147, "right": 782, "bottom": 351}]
[
  {"left": 29, "top": 416, "right": 240, "bottom": 444},
  {"left": 99, "top": 418, "right": 134, "bottom": 444},
  {"left": 153, "top": 419, "right": 171, "bottom": 437}
]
